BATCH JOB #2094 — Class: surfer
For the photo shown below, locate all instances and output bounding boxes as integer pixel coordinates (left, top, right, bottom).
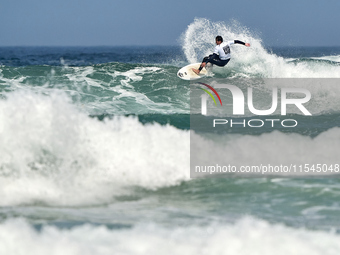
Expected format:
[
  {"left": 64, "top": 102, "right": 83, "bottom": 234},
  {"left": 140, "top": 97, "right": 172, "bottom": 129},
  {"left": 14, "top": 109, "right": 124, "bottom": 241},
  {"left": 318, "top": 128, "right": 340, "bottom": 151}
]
[{"left": 192, "top": 36, "right": 250, "bottom": 75}]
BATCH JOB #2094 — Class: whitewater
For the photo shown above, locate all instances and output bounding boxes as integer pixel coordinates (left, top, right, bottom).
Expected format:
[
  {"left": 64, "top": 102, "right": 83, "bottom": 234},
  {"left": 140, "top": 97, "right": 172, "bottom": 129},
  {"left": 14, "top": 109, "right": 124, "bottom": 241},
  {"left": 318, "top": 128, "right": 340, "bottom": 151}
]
[{"left": 1, "top": 18, "right": 340, "bottom": 254}]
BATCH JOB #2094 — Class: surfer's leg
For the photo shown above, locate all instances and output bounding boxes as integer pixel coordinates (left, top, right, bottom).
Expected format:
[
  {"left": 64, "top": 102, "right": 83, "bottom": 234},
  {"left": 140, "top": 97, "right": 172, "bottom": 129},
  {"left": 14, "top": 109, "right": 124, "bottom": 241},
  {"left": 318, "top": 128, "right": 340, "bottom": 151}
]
[
  {"left": 199, "top": 56, "right": 211, "bottom": 70},
  {"left": 193, "top": 54, "right": 218, "bottom": 75},
  {"left": 202, "top": 54, "right": 220, "bottom": 66},
  {"left": 198, "top": 55, "right": 213, "bottom": 71},
  {"left": 193, "top": 55, "right": 210, "bottom": 74},
  {"left": 202, "top": 56, "right": 210, "bottom": 63},
  {"left": 210, "top": 58, "right": 230, "bottom": 67},
  {"left": 198, "top": 62, "right": 206, "bottom": 70}
]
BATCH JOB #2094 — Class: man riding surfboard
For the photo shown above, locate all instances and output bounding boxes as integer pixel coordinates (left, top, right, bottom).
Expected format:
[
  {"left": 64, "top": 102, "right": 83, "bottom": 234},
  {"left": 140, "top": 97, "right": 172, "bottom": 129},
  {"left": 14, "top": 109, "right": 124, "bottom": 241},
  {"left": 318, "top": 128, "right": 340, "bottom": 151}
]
[{"left": 192, "top": 36, "right": 250, "bottom": 75}]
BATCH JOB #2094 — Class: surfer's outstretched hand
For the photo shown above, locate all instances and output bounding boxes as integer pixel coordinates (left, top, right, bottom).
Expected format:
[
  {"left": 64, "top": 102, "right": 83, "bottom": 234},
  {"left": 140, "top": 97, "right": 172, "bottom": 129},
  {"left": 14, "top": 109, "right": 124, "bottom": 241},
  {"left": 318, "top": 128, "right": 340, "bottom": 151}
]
[{"left": 245, "top": 43, "right": 251, "bottom": 47}]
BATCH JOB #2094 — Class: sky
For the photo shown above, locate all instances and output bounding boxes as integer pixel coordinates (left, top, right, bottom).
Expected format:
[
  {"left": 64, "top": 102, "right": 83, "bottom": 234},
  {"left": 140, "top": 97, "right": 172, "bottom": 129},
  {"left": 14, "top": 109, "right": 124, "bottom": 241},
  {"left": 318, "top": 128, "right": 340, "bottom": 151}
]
[{"left": 0, "top": 0, "right": 339, "bottom": 47}]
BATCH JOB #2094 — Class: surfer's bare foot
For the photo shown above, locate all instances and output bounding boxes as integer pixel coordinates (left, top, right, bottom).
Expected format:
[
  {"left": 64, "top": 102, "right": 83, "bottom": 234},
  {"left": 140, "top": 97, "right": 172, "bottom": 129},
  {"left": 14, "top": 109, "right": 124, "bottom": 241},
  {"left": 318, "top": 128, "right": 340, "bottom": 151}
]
[{"left": 192, "top": 68, "right": 200, "bottom": 75}]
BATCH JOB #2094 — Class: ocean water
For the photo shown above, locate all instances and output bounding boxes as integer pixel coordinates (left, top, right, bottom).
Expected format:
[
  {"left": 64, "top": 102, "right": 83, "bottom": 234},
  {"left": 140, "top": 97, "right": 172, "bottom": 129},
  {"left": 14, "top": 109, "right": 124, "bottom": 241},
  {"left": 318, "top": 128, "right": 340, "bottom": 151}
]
[{"left": 1, "top": 18, "right": 340, "bottom": 254}]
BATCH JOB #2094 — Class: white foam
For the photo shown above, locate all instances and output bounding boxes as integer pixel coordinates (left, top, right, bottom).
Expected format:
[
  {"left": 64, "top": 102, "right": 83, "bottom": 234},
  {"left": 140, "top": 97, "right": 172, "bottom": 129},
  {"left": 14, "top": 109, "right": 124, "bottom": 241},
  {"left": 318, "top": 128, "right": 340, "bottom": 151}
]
[
  {"left": 0, "top": 91, "right": 339, "bottom": 205},
  {"left": 312, "top": 55, "right": 340, "bottom": 62},
  {"left": 112, "top": 66, "right": 162, "bottom": 85},
  {"left": 182, "top": 18, "right": 340, "bottom": 78},
  {"left": 1, "top": 217, "right": 339, "bottom": 255},
  {"left": 0, "top": 91, "right": 190, "bottom": 206}
]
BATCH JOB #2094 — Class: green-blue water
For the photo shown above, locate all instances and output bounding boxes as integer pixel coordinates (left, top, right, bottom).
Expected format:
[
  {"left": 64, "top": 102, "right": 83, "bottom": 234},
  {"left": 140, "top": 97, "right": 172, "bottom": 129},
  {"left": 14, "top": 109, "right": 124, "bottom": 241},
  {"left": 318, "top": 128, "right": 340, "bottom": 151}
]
[{"left": 1, "top": 18, "right": 340, "bottom": 255}]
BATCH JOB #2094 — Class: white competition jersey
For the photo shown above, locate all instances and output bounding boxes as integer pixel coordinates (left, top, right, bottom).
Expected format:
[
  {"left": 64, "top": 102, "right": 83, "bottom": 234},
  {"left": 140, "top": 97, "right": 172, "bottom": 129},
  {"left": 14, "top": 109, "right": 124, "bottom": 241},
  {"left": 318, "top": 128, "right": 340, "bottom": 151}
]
[{"left": 213, "top": 41, "right": 234, "bottom": 60}]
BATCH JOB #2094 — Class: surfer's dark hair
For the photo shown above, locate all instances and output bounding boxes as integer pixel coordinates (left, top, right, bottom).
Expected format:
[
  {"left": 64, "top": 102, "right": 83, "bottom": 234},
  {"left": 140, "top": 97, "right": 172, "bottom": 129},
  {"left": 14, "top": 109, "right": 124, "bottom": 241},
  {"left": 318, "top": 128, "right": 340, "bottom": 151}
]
[{"left": 216, "top": 36, "right": 223, "bottom": 42}]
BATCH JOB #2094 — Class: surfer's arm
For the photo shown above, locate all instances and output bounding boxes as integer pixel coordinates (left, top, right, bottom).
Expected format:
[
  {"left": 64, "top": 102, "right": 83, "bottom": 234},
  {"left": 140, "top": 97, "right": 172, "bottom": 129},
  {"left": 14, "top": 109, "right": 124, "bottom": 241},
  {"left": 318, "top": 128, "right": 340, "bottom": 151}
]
[
  {"left": 234, "top": 40, "right": 245, "bottom": 45},
  {"left": 234, "top": 40, "right": 250, "bottom": 47}
]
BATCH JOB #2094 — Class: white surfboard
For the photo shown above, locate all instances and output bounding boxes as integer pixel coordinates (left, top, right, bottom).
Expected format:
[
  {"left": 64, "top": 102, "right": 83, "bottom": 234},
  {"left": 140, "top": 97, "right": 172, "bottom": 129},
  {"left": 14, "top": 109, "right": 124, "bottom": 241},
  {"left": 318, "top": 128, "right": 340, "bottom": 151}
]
[{"left": 177, "top": 63, "right": 208, "bottom": 80}]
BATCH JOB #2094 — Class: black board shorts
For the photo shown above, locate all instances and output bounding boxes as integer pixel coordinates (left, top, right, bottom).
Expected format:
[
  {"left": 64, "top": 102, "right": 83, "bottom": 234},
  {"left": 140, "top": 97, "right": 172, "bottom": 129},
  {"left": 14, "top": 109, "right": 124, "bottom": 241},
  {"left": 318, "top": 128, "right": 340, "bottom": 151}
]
[{"left": 203, "top": 54, "right": 230, "bottom": 67}]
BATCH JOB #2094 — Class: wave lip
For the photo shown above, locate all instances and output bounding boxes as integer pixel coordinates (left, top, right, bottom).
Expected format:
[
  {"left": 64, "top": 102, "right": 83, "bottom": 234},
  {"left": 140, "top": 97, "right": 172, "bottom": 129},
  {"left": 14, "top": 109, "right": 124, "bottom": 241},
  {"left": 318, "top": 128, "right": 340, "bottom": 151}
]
[{"left": 182, "top": 18, "right": 340, "bottom": 78}]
